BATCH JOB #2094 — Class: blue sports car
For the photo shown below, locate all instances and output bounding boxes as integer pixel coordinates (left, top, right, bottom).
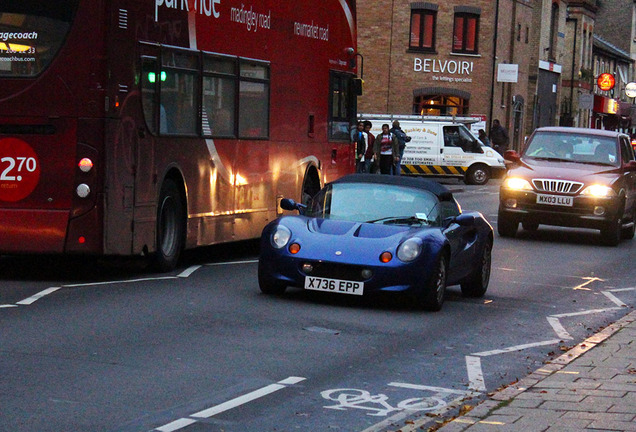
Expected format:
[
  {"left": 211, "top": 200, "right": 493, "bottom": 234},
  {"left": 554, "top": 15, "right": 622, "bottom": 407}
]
[{"left": 258, "top": 174, "right": 494, "bottom": 311}]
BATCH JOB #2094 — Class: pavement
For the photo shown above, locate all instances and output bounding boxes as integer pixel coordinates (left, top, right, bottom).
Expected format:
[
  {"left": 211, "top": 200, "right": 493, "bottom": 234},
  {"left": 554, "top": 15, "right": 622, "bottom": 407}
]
[{"left": 429, "top": 309, "right": 636, "bottom": 432}]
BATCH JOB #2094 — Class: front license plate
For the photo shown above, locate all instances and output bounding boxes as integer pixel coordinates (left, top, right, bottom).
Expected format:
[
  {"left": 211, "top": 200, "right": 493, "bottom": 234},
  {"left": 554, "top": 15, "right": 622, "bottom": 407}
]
[
  {"left": 536, "top": 194, "right": 573, "bottom": 207},
  {"left": 304, "top": 276, "right": 364, "bottom": 296}
]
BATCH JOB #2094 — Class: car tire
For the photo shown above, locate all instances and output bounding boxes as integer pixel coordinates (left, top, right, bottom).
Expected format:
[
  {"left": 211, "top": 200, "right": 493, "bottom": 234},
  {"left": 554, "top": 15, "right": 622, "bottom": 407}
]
[
  {"left": 416, "top": 254, "right": 447, "bottom": 312},
  {"left": 522, "top": 221, "right": 539, "bottom": 232},
  {"left": 601, "top": 214, "right": 622, "bottom": 246},
  {"left": 460, "top": 238, "right": 492, "bottom": 298},
  {"left": 258, "top": 260, "right": 287, "bottom": 295},
  {"left": 621, "top": 207, "right": 635, "bottom": 240},
  {"left": 151, "top": 179, "right": 185, "bottom": 272},
  {"left": 465, "top": 164, "right": 489, "bottom": 186},
  {"left": 497, "top": 211, "right": 518, "bottom": 237}
]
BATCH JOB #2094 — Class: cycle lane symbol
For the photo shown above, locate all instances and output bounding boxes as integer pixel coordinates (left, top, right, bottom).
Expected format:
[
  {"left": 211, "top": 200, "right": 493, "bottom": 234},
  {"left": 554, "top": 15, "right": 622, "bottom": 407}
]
[{"left": 321, "top": 382, "right": 471, "bottom": 417}]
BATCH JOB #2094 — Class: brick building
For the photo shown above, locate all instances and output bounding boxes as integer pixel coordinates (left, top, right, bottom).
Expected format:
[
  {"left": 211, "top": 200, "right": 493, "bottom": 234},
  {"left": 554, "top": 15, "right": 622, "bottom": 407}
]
[{"left": 357, "top": 0, "right": 542, "bottom": 151}]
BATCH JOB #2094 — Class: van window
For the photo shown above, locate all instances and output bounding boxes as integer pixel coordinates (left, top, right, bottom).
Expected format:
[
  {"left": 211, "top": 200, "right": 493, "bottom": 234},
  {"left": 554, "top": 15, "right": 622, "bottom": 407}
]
[{"left": 443, "top": 125, "right": 482, "bottom": 153}]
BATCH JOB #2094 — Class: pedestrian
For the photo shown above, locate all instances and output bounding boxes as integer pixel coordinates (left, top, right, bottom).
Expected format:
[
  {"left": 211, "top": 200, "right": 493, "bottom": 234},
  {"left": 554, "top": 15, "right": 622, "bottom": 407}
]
[
  {"left": 489, "top": 119, "right": 509, "bottom": 155},
  {"left": 363, "top": 120, "right": 376, "bottom": 173},
  {"left": 389, "top": 120, "right": 411, "bottom": 175},
  {"left": 351, "top": 121, "right": 367, "bottom": 173},
  {"left": 478, "top": 129, "right": 490, "bottom": 147},
  {"left": 374, "top": 124, "right": 399, "bottom": 175}
]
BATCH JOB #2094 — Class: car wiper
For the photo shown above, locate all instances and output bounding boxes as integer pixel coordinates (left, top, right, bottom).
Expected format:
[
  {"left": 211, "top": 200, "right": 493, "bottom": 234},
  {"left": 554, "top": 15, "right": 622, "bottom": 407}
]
[{"left": 366, "top": 216, "right": 428, "bottom": 225}]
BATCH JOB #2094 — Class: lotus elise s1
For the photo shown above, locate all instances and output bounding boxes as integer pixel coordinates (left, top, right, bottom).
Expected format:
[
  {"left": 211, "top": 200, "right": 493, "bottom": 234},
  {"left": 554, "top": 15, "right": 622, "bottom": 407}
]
[{"left": 258, "top": 174, "right": 494, "bottom": 311}]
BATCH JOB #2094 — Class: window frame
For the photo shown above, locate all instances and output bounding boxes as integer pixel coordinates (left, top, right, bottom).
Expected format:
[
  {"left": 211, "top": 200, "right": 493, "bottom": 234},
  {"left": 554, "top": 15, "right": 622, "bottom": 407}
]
[
  {"left": 452, "top": 12, "right": 479, "bottom": 55},
  {"left": 409, "top": 8, "right": 437, "bottom": 52}
]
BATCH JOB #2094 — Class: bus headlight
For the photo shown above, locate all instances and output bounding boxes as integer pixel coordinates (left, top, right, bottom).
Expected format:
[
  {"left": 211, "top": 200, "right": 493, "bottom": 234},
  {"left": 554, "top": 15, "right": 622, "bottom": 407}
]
[{"left": 76, "top": 184, "right": 90, "bottom": 198}]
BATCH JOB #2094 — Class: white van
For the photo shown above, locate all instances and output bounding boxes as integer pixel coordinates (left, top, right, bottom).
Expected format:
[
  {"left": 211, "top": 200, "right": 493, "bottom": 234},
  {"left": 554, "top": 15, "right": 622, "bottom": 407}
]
[{"left": 359, "top": 114, "right": 506, "bottom": 185}]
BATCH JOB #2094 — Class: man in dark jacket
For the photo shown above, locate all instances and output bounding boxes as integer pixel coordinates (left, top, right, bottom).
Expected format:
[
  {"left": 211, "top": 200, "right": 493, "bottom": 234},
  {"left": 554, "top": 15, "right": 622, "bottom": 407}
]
[
  {"left": 489, "top": 119, "right": 509, "bottom": 155},
  {"left": 389, "top": 120, "right": 411, "bottom": 175}
]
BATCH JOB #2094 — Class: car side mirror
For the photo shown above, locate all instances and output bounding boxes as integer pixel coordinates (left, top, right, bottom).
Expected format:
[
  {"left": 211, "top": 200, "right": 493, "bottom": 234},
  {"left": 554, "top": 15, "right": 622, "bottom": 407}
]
[
  {"left": 503, "top": 150, "right": 521, "bottom": 163},
  {"left": 443, "top": 213, "right": 475, "bottom": 228},
  {"left": 280, "top": 198, "right": 307, "bottom": 213}
]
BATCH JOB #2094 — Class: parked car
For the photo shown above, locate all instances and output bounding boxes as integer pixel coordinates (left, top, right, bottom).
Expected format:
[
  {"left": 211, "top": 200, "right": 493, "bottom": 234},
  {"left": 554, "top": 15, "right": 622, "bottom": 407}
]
[
  {"left": 498, "top": 127, "right": 636, "bottom": 245},
  {"left": 258, "top": 174, "right": 494, "bottom": 311}
]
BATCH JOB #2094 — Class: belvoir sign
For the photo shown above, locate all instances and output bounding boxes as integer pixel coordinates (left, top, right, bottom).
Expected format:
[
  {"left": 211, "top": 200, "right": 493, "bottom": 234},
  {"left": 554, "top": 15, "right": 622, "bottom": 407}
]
[{"left": 413, "top": 58, "right": 474, "bottom": 83}]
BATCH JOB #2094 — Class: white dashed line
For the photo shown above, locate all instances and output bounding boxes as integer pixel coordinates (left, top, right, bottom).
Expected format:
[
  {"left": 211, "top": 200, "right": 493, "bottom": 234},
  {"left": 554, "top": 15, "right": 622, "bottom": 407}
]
[
  {"left": 15, "top": 287, "right": 61, "bottom": 305},
  {"left": 153, "top": 377, "right": 306, "bottom": 431}
]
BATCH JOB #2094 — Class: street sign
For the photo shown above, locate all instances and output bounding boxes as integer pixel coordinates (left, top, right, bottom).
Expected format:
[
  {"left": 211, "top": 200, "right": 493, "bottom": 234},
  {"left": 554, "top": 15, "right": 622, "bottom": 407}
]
[{"left": 625, "top": 82, "right": 636, "bottom": 98}]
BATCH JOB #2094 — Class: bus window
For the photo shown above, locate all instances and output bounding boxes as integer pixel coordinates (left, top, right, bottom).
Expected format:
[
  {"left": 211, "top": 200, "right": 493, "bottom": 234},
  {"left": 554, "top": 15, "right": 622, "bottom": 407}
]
[
  {"left": 239, "top": 60, "right": 269, "bottom": 139},
  {"left": 202, "top": 55, "right": 236, "bottom": 137},
  {"left": 141, "top": 56, "right": 159, "bottom": 134},
  {"left": 329, "top": 72, "right": 356, "bottom": 140},
  {"left": 160, "top": 49, "right": 199, "bottom": 136},
  {"left": 0, "top": 1, "right": 79, "bottom": 77}
]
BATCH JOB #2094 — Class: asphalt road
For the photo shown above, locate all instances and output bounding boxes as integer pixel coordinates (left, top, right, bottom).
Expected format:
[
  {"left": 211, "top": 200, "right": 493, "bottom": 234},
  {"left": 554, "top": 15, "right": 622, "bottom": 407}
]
[{"left": 1, "top": 179, "right": 635, "bottom": 432}]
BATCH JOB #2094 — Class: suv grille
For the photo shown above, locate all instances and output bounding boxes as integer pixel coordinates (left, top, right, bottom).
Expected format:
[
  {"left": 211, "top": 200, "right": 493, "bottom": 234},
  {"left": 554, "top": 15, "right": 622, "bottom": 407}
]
[{"left": 532, "top": 179, "right": 583, "bottom": 194}]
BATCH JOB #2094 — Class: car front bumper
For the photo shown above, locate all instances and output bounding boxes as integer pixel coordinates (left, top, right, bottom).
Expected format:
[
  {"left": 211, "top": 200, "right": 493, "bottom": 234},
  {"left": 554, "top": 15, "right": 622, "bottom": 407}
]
[{"left": 499, "top": 188, "right": 622, "bottom": 229}]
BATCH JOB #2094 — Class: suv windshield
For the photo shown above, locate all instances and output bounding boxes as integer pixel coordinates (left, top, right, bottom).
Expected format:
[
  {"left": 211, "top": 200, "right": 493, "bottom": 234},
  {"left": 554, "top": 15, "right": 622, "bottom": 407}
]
[
  {"left": 0, "top": 1, "right": 79, "bottom": 77},
  {"left": 524, "top": 132, "right": 620, "bottom": 167}
]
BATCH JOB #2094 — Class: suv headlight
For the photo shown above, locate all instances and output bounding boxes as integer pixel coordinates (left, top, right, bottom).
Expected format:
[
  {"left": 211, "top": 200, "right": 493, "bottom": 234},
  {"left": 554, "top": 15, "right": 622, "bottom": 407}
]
[
  {"left": 271, "top": 225, "right": 292, "bottom": 249},
  {"left": 581, "top": 185, "right": 616, "bottom": 198},
  {"left": 397, "top": 238, "right": 423, "bottom": 262},
  {"left": 503, "top": 177, "right": 532, "bottom": 191}
]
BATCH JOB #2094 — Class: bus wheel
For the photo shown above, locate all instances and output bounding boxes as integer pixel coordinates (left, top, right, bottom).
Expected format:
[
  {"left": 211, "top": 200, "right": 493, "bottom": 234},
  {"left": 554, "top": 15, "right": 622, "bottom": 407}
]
[
  {"left": 152, "top": 179, "right": 185, "bottom": 272},
  {"left": 465, "top": 164, "right": 490, "bottom": 185}
]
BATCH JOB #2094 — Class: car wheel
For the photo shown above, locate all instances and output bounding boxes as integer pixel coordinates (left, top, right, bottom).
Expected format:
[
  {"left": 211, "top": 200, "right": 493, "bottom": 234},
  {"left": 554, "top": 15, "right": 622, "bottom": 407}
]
[
  {"left": 460, "top": 238, "right": 492, "bottom": 298},
  {"left": 258, "top": 260, "right": 287, "bottom": 295},
  {"left": 522, "top": 221, "right": 539, "bottom": 232},
  {"left": 464, "top": 165, "right": 489, "bottom": 186},
  {"left": 621, "top": 207, "right": 635, "bottom": 240},
  {"left": 416, "top": 254, "right": 447, "bottom": 312},
  {"left": 497, "top": 211, "right": 518, "bottom": 237},
  {"left": 151, "top": 179, "right": 185, "bottom": 272},
  {"left": 601, "top": 214, "right": 622, "bottom": 246}
]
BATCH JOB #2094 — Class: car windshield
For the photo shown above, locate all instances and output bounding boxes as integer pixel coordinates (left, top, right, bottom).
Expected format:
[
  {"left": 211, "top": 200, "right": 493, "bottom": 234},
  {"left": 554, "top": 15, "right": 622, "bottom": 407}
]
[
  {"left": 524, "top": 132, "right": 620, "bottom": 167},
  {"left": 306, "top": 183, "right": 442, "bottom": 226}
]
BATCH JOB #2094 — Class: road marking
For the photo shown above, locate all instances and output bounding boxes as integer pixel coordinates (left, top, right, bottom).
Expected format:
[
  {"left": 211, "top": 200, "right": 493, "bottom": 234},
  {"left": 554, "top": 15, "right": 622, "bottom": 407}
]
[
  {"left": 206, "top": 259, "right": 258, "bottom": 266},
  {"left": 550, "top": 307, "right": 622, "bottom": 318},
  {"left": 472, "top": 339, "right": 562, "bottom": 357},
  {"left": 466, "top": 356, "right": 486, "bottom": 392},
  {"left": 153, "top": 377, "right": 306, "bottom": 431},
  {"left": 15, "top": 287, "right": 61, "bottom": 305},
  {"left": 547, "top": 316, "right": 573, "bottom": 340},
  {"left": 177, "top": 266, "right": 201, "bottom": 278},
  {"left": 0, "top": 304, "right": 18, "bottom": 308}
]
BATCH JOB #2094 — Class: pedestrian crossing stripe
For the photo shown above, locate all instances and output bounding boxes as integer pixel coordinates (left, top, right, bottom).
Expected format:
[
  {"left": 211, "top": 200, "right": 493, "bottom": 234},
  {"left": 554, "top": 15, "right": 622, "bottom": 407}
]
[{"left": 402, "top": 165, "right": 467, "bottom": 176}]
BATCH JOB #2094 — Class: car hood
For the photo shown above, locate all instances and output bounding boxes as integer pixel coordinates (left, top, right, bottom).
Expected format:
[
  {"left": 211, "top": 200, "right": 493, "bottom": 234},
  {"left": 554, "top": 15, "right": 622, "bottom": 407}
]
[
  {"left": 511, "top": 158, "right": 621, "bottom": 184},
  {"left": 266, "top": 215, "right": 444, "bottom": 265}
]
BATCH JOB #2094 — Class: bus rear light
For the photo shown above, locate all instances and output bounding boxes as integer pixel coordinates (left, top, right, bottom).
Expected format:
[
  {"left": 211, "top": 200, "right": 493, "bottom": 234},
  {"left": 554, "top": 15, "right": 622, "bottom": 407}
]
[
  {"left": 78, "top": 158, "right": 93, "bottom": 172},
  {"left": 76, "top": 184, "right": 90, "bottom": 198},
  {"left": 78, "top": 236, "right": 86, "bottom": 244}
]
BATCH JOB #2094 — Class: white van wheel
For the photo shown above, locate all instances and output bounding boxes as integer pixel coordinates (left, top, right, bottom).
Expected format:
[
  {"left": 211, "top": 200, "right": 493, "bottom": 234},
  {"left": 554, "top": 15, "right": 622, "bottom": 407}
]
[{"left": 465, "top": 165, "right": 489, "bottom": 185}]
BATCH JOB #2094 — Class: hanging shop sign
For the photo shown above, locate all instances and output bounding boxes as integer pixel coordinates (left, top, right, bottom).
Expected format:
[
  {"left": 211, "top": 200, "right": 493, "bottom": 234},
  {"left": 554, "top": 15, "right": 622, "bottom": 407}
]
[{"left": 597, "top": 73, "right": 616, "bottom": 92}]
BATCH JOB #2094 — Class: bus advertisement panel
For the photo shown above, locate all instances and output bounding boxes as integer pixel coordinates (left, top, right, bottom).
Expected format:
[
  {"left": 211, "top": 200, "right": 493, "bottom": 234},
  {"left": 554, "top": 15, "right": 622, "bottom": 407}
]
[{"left": 0, "top": 0, "right": 359, "bottom": 270}]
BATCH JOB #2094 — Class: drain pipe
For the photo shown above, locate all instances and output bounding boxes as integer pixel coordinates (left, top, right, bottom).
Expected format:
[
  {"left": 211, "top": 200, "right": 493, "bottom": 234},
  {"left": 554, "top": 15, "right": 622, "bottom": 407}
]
[{"left": 488, "top": 0, "right": 500, "bottom": 134}]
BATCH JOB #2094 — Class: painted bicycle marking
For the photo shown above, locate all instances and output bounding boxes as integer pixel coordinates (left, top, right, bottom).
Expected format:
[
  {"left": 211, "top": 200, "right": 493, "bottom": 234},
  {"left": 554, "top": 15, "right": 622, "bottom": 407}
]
[{"left": 321, "top": 388, "right": 447, "bottom": 417}]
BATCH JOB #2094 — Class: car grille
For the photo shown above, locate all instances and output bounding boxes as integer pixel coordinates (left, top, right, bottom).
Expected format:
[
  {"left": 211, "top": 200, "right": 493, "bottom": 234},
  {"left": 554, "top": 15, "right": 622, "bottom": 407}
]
[{"left": 532, "top": 179, "right": 583, "bottom": 194}]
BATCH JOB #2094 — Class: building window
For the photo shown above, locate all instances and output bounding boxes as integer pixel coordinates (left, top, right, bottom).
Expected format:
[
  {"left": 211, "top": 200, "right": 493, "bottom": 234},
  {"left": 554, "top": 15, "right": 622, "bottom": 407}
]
[
  {"left": 409, "top": 8, "right": 437, "bottom": 52},
  {"left": 453, "top": 13, "right": 479, "bottom": 54},
  {"left": 413, "top": 95, "right": 468, "bottom": 116}
]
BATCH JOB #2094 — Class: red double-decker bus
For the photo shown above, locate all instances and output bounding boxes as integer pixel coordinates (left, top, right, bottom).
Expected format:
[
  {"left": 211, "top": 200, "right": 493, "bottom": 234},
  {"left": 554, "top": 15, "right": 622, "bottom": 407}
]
[{"left": 0, "top": 0, "right": 359, "bottom": 270}]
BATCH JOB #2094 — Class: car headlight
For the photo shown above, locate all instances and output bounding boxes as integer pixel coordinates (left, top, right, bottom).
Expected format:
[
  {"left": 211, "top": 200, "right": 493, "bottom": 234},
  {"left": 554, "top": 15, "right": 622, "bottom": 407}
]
[
  {"left": 271, "top": 225, "right": 292, "bottom": 249},
  {"left": 581, "top": 184, "right": 616, "bottom": 198},
  {"left": 503, "top": 177, "right": 532, "bottom": 191},
  {"left": 397, "top": 238, "right": 422, "bottom": 262}
]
